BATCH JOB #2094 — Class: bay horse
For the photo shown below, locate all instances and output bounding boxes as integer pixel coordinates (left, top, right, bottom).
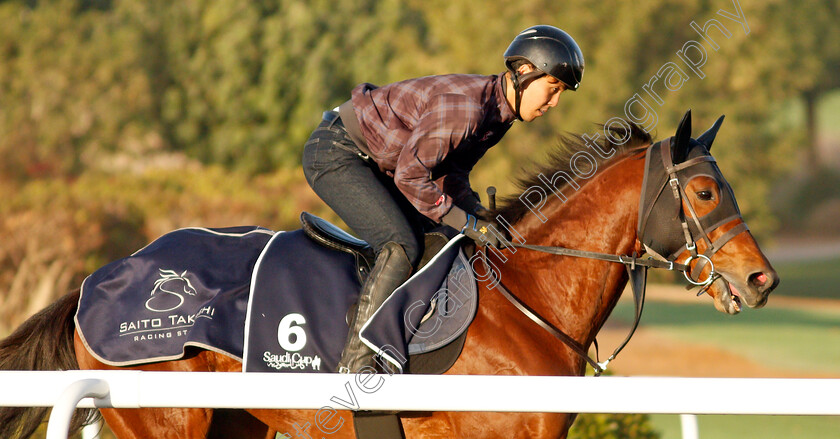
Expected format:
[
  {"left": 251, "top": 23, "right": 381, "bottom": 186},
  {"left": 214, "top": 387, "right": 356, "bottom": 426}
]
[{"left": 0, "top": 111, "right": 779, "bottom": 439}]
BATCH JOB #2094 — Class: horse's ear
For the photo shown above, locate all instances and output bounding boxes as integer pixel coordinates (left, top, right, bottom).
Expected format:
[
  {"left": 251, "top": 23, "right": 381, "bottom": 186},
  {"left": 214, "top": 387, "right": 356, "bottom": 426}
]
[
  {"left": 697, "top": 115, "right": 725, "bottom": 151},
  {"left": 672, "top": 110, "right": 692, "bottom": 163}
]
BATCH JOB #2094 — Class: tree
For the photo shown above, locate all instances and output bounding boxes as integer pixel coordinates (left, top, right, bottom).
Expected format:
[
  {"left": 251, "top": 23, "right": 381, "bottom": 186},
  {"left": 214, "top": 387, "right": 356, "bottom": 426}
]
[{"left": 767, "top": 0, "right": 840, "bottom": 170}]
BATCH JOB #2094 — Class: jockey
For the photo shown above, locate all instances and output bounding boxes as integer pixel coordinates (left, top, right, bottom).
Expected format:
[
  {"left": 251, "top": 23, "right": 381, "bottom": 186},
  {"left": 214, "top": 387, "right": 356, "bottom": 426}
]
[{"left": 302, "top": 25, "right": 584, "bottom": 374}]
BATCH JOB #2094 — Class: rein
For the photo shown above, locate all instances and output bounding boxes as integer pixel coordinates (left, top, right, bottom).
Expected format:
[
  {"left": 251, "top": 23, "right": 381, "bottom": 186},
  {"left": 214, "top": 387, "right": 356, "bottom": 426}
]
[
  {"left": 484, "top": 138, "right": 750, "bottom": 376},
  {"left": 512, "top": 243, "right": 687, "bottom": 272}
]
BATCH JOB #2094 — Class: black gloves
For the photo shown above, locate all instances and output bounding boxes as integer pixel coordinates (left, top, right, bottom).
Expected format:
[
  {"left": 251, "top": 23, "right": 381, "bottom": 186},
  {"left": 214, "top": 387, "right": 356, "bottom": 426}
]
[
  {"left": 462, "top": 213, "right": 504, "bottom": 248},
  {"left": 441, "top": 206, "right": 506, "bottom": 249}
]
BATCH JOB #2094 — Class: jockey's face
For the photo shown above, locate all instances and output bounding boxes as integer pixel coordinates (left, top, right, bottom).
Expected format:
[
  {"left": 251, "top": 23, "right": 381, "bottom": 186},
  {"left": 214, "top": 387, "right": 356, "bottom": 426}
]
[{"left": 515, "top": 64, "right": 566, "bottom": 122}]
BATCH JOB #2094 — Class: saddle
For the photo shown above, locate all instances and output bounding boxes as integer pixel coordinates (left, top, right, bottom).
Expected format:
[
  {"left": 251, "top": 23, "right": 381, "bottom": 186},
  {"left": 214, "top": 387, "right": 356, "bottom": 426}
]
[
  {"left": 298, "top": 212, "right": 470, "bottom": 375},
  {"left": 300, "top": 212, "right": 375, "bottom": 283},
  {"left": 300, "top": 212, "right": 456, "bottom": 279}
]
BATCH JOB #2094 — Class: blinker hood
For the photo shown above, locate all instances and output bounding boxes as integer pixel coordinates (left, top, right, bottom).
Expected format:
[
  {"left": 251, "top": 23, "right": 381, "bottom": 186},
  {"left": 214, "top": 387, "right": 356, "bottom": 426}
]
[{"left": 638, "top": 119, "right": 741, "bottom": 261}]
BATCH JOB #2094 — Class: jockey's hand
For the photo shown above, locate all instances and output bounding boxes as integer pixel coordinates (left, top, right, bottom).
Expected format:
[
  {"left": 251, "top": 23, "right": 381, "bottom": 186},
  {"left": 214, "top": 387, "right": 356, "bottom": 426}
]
[
  {"left": 462, "top": 214, "right": 505, "bottom": 248},
  {"left": 442, "top": 206, "right": 505, "bottom": 248}
]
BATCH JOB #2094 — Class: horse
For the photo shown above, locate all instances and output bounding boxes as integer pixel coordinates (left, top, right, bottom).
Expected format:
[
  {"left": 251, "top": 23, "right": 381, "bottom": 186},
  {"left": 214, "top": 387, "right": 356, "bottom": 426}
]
[{"left": 0, "top": 111, "right": 779, "bottom": 439}]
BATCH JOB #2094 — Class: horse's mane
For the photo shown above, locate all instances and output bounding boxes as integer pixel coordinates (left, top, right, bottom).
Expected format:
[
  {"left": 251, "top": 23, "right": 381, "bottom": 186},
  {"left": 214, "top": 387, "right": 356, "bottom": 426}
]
[{"left": 493, "top": 122, "right": 652, "bottom": 225}]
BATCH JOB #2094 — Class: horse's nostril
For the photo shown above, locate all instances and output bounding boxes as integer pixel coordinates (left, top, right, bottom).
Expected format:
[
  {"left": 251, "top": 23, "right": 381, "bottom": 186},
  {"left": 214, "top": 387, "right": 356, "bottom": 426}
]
[
  {"left": 749, "top": 271, "right": 779, "bottom": 294},
  {"left": 749, "top": 272, "right": 767, "bottom": 288}
]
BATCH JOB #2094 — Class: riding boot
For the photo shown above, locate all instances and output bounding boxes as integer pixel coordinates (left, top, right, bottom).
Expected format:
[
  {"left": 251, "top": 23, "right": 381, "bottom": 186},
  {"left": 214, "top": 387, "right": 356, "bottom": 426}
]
[{"left": 337, "top": 241, "right": 412, "bottom": 374}]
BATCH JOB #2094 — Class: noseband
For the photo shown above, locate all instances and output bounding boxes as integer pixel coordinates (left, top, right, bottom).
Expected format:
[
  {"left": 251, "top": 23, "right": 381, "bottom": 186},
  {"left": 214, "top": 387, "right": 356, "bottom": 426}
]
[{"left": 487, "top": 137, "right": 749, "bottom": 375}]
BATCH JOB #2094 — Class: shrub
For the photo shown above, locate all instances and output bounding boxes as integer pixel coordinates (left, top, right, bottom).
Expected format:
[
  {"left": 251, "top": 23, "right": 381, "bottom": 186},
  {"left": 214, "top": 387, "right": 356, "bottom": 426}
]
[{"left": 569, "top": 412, "right": 660, "bottom": 439}]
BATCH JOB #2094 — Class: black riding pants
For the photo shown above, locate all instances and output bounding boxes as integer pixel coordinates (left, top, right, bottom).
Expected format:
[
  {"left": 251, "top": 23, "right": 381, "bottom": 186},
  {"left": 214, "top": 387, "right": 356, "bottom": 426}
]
[{"left": 301, "top": 112, "right": 430, "bottom": 265}]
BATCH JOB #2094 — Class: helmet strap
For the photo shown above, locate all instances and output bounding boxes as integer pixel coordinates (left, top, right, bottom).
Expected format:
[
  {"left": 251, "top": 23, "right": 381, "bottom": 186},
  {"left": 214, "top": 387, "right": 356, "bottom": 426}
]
[{"left": 509, "top": 69, "right": 545, "bottom": 121}]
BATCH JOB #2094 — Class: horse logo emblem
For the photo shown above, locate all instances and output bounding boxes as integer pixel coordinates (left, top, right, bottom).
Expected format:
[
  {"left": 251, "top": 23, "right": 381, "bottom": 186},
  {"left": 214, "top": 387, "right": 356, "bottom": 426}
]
[{"left": 145, "top": 269, "right": 197, "bottom": 312}]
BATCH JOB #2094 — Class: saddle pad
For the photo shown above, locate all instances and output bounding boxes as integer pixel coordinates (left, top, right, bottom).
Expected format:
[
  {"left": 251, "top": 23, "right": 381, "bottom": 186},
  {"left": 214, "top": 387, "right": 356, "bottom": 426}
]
[
  {"left": 75, "top": 225, "right": 476, "bottom": 372},
  {"left": 243, "top": 232, "right": 475, "bottom": 373},
  {"left": 407, "top": 244, "right": 476, "bottom": 354},
  {"left": 75, "top": 226, "right": 275, "bottom": 366},
  {"left": 361, "top": 235, "right": 477, "bottom": 371}
]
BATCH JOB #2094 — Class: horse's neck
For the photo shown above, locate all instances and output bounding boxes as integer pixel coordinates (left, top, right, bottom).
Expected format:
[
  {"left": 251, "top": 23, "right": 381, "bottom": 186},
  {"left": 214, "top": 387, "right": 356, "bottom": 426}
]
[{"left": 500, "top": 153, "right": 646, "bottom": 344}]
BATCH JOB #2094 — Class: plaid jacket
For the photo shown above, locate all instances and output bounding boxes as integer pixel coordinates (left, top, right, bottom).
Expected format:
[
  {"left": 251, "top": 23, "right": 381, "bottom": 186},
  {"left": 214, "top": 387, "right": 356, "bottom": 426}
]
[{"left": 350, "top": 73, "right": 515, "bottom": 222}]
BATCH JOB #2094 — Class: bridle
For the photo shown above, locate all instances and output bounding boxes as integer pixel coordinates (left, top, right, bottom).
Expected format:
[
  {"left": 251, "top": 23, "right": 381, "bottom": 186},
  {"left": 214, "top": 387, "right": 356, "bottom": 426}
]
[
  {"left": 483, "top": 137, "right": 750, "bottom": 375},
  {"left": 640, "top": 136, "right": 750, "bottom": 291}
]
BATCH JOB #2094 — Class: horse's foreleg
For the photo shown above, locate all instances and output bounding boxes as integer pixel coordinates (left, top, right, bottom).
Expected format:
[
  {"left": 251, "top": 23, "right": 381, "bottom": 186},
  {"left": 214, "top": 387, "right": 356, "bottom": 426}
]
[
  {"left": 248, "top": 409, "right": 358, "bottom": 439},
  {"left": 207, "top": 409, "right": 272, "bottom": 439}
]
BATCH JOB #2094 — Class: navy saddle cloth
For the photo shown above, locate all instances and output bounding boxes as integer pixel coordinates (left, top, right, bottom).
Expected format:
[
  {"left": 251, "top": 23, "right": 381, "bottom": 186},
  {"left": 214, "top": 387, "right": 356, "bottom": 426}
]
[
  {"left": 75, "top": 220, "right": 477, "bottom": 373},
  {"left": 75, "top": 226, "right": 274, "bottom": 365}
]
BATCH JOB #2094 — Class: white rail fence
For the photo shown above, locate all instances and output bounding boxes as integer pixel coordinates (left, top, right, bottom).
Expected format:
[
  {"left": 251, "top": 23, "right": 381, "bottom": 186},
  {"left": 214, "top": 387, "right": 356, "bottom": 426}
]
[{"left": 1, "top": 371, "right": 839, "bottom": 439}]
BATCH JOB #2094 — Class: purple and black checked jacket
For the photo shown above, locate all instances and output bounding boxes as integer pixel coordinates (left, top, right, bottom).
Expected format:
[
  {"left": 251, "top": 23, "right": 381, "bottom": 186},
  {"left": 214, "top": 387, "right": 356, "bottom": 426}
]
[{"left": 349, "top": 73, "right": 516, "bottom": 223}]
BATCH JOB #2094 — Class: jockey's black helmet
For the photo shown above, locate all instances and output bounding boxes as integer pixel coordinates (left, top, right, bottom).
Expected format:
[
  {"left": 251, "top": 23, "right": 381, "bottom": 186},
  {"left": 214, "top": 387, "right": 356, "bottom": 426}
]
[{"left": 504, "top": 25, "right": 584, "bottom": 92}]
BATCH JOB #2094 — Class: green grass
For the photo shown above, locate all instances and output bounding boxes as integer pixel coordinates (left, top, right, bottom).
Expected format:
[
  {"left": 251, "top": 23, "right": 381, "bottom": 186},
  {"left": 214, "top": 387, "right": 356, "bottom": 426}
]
[
  {"left": 773, "top": 257, "right": 840, "bottom": 300},
  {"left": 650, "top": 414, "right": 840, "bottom": 439}
]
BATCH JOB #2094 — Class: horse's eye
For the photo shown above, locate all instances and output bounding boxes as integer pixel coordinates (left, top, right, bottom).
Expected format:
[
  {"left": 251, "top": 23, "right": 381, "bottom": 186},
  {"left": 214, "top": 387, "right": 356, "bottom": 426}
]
[{"left": 696, "top": 190, "right": 713, "bottom": 201}]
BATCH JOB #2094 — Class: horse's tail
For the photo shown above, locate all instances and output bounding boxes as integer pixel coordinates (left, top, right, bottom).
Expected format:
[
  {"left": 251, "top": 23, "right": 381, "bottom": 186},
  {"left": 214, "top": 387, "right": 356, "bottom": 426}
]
[{"left": 0, "top": 289, "right": 98, "bottom": 439}]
